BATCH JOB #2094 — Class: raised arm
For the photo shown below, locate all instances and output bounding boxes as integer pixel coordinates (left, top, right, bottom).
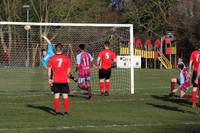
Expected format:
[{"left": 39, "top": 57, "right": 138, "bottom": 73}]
[
  {"left": 42, "top": 35, "right": 51, "bottom": 44},
  {"left": 42, "top": 35, "right": 54, "bottom": 55}
]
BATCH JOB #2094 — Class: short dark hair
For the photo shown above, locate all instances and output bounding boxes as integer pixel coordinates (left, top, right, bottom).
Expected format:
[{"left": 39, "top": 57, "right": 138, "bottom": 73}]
[
  {"left": 104, "top": 41, "right": 110, "bottom": 47},
  {"left": 55, "top": 43, "right": 63, "bottom": 52},
  {"left": 194, "top": 41, "right": 200, "bottom": 49},
  {"left": 79, "top": 44, "right": 85, "bottom": 50},
  {"left": 41, "top": 48, "right": 46, "bottom": 52},
  {"left": 178, "top": 63, "right": 184, "bottom": 70}
]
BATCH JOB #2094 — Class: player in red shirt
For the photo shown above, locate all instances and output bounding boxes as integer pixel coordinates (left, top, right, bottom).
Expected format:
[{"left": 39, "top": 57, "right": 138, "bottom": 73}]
[
  {"left": 75, "top": 44, "right": 95, "bottom": 99},
  {"left": 188, "top": 45, "right": 200, "bottom": 107},
  {"left": 195, "top": 53, "right": 200, "bottom": 107},
  {"left": 48, "top": 43, "right": 71, "bottom": 116},
  {"left": 97, "top": 41, "right": 116, "bottom": 96}
]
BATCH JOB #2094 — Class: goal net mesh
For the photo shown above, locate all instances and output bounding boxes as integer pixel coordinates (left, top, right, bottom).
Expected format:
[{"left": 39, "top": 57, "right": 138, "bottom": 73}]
[{"left": 0, "top": 24, "right": 132, "bottom": 95}]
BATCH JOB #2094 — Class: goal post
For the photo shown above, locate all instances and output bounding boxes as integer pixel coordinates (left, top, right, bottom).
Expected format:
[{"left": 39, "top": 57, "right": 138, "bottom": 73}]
[{"left": 0, "top": 21, "right": 134, "bottom": 94}]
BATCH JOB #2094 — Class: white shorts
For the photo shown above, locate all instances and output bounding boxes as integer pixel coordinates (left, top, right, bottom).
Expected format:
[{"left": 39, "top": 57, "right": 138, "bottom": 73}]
[{"left": 78, "top": 77, "right": 91, "bottom": 84}]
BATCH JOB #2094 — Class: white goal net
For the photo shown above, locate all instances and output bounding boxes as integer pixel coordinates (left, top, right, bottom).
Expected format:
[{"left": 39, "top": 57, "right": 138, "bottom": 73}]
[{"left": 0, "top": 22, "right": 134, "bottom": 94}]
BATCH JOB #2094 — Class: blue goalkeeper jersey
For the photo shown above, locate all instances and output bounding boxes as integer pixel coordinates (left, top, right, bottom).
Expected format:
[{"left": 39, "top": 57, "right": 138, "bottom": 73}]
[
  {"left": 41, "top": 42, "right": 54, "bottom": 67},
  {"left": 177, "top": 68, "right": 187, "bottom": 85}
]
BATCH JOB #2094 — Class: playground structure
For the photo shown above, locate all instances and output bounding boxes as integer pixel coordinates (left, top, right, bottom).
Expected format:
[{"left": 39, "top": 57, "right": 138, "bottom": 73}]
[{"left": 120, "top": 34, "right": 177, "bottom": 69}]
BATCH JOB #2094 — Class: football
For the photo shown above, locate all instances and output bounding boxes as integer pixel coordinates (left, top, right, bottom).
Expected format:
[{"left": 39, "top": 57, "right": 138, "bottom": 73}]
[{"left": 24, "top": 25, "right": 31, "bottom": 30}]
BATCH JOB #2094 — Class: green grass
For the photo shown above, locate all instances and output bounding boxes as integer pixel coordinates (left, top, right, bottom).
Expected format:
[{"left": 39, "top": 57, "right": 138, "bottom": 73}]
[{"left": 0, "top": 68, "right": 200, "bottom": 133}]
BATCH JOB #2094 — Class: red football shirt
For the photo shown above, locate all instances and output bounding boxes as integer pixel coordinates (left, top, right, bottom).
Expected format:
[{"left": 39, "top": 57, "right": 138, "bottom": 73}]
[
  {"left": 48, "top": 54, "right": 71, "bottom": 83},
  {"left": 98, "top": 49, "right": 116, "bottom": 70},
  {"left": 190, "top": 50, "right": 200, "bottom": 71},
  {"left": 198, "top": 54, "right": 200, "bottom": 68}
]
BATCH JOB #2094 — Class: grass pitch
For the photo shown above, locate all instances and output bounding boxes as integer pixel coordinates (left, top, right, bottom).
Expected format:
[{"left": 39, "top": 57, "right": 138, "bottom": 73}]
[{"left": 0, "top": 68, "right": 200, "bottom": 133}]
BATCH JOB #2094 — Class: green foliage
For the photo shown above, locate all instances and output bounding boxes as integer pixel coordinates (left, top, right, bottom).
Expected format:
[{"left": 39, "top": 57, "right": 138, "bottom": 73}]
[
  {"left": 124, "top": 0, "right": 178, "bottom": 37},
  {"left": 0, "top": 0, "right": 23, "bottom": 21}
]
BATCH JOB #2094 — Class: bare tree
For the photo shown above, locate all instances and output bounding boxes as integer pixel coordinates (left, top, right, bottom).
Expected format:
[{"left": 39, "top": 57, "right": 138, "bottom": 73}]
[{"left": 0, "top": 0, "right": 21, "bottom": 54}]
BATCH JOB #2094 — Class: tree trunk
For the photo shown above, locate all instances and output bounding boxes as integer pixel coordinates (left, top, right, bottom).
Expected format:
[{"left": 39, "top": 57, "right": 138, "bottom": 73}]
[
  {"left": 44, "top": 0, "right": 49, "bottom": 36},
  {"left": 0, "top": 26, "right": 7, "bottom": 51}
]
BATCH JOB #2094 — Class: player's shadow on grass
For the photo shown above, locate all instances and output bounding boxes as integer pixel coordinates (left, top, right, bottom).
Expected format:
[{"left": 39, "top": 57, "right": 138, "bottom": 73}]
[
  {"left": 146, "top": 103, "right": 195, "bottom": 115},
  {"left": 26, "top": 104, "right": 55, "bottom": 115},
  {"left": 150, "top": 95, "right": 191, "bottom": 107},
  {"left": 69, "top": 93, "right": 91, "bottom": 100}
]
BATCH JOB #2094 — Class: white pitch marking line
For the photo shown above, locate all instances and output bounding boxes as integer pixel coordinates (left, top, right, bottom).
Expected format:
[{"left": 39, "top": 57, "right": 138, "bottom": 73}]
[{"left": 0, "top": 122, "right": 200, "bottom": 131}]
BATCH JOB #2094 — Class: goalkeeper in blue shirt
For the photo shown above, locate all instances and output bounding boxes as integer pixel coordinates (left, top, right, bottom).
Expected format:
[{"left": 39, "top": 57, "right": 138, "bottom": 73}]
[
  {"left": 41, "top": 36, "right": 55, "bottom": 69},
  {"left": 41, "top": 36, "right": 55, "bottom": 94}
]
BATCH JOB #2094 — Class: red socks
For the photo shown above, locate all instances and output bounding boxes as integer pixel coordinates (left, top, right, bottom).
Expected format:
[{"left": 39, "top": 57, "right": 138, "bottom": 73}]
[
  {"left": 99, "top": 82, "right": 104, "bottom": 93},
  {"left": 99, "top": 82, "right": 111, "bottom": 93},
  {"left": 192, "top": 91, "right": 196, "bottom": 107},
  {"left": 171, "top": 82, "right": 176, "bottom": 92},
  {"left": 105, "top": 82, "right": 110, "bottom": 92},
  {"left": 54, "top": 98, "right": 59, "bottom": 113},
  {"left": 63, "top": 98, "right": 69, "bottom": 113},
  {"left": 54, "top": 98, "right": 69, "bottom": 113}
]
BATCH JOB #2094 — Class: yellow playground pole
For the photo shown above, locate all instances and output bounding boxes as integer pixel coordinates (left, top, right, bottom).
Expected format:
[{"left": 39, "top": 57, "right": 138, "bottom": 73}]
[{"left": 32, "top": 44, "right": 39, "bottom": 67}]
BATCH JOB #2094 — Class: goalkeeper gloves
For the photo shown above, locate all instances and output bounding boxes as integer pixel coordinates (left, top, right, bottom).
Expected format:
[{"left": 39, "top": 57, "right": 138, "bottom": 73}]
[
  {"left": 111, "top": 62, "right": 117, "bottom": 68},
  {"left": 69, "top": 73, "right": 78, "bottom": 83}
]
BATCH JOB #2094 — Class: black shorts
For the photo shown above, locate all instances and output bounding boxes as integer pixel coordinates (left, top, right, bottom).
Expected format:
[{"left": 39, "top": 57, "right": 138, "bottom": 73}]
[
  {"left": 99, "top": 68, "right": 111, "bottom": 80},
  {"left": 192, "top": 71, "right": 197, "bottom": 87},
  {"left": 53, "top": 83, "right": 69, "bottom": 94}
]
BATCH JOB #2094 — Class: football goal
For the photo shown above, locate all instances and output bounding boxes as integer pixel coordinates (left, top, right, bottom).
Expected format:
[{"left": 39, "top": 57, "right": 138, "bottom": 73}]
[{"left": 0, "top": 22, "right": 134, "bottom": 94}]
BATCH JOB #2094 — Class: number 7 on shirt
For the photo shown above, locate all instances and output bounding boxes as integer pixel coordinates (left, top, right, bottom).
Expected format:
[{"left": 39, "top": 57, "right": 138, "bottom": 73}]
[{"left": 57, "top": 58, "right": 63, "bottom": 68}]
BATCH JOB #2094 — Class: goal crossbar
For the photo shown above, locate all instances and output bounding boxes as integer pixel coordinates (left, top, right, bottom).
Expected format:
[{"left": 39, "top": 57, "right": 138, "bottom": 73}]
[{"left": 0, "top": 21, "right": 132, "bottom": 28}]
